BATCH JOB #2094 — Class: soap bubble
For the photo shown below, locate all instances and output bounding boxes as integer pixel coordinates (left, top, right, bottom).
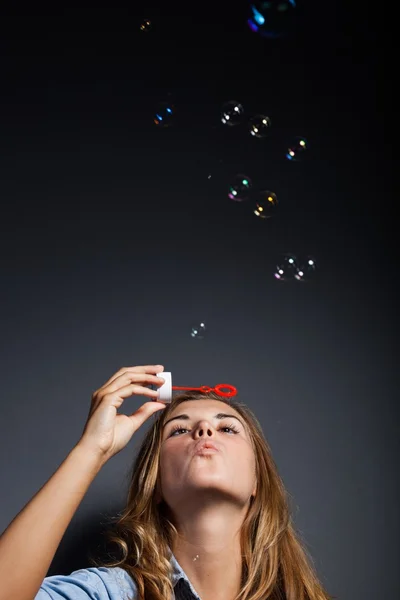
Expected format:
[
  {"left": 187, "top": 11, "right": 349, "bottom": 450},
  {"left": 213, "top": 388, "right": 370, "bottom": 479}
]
[
  {"left": 274, "top": 253, "right": 298, "bottom": 281},
  {"left": 154, "top": 102, "right": 175, "bottom": 127},
  {"left": 286, "top": 136, "right": 308, "bottom": 161},
  {"left": 228, "top": 174, "right": 252, "bottom": 201},
  {"left": 248, "top": 1, "right": 297, "bottom": 39},
  {"left": 140, "top": 19, "right": 152, "bottom": 32},
  {"left": 294, "top": 256, "right": 317, "bottom": 281},
  {"left": 221, "top": 101, "right": 244, "bottom": 126},
  {"left": 253, "top": 190, "right": 278, "bottom": 218},
  {"left": 249, "top": 115, "right": 271, "bottom": 138},
  {"left": 191, "top": 322, "right": 206, "bottom": 339}
]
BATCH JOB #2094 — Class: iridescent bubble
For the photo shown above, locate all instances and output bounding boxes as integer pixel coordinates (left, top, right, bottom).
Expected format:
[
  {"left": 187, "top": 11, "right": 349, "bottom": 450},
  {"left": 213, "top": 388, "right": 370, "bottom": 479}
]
[
  {"left": 294, "top": 256, "right": 317, "bottom": 281},
  {"left": 286, "top": 136, "right": 308, "bottom": 161},
  {"left": 191, "top": 322, "right": 206, "bottom": 339},
  {"left": 140, "top": 19, "right": 152, "bottom": 32},
  {"left": 221, "top": 101, "right": 244, "bottom": 126},
  {"left": 228, "top": 174, "right": 252, "bottom": 202},
  {"left": 154, "top": 102, "right": 175, "bottom": 127},
  {"left": 248, "top": 1, "right": 297, "bottom": 39},
  {"left": 274, "top": 253, "right": 298, "bottom": 281},
  {"left": 253, "top": 190, "right": 278, "bottom": 218},
  {"left": 249, "top": 115, "right": 271, "bottom": 138}
]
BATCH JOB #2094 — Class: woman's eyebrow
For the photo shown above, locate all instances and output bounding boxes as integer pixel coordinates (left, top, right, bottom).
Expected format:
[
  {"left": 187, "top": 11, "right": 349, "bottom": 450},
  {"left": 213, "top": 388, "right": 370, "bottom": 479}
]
[{"left": 163, "top": 412, "right": 245, "bottom": 429}]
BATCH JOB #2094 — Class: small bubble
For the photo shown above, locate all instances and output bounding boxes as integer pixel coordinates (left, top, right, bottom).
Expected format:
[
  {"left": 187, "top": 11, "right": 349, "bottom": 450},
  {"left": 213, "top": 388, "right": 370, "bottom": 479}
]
[
  {"left": 140, "top": 19, "right": 152, "bottom": 32},
  {"left": 274, "top": 254, "right": 298, "bottom": 281},
  {"left": 294, "top": 256, "right": 317, "bottom": 281},
  {"left": 286, "top": 137, "right": 308, "bottom": 161},
  {"left": 221, "top": 101, "right": 245, "bottom": 126},
  {"left": 154, "top": 102, "right": 175, "bottom": 127},
  {"left": 253, "top": 190, "right": 278, "bottom": 219},
  {"left": 191, "top": 322, "right": 206, "bottom": 339},
  {"left": 249, "top": 115, "right": 271, "bottom": 138},
  {"left": 247, "top": 1, "right": 297, "bottom": 39},
  {"left": 228, "top": 174, "right": 252, "bottom": 202}
]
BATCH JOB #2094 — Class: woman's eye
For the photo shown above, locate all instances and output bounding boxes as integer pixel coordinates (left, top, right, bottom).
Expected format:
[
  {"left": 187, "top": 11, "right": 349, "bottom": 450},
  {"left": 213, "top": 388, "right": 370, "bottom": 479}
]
[
  {"left": 169, "top": 426, "right": 238, "bottom": 437},
  {"left": 170, "top": 428, "right": 187, "bottom": 436}
]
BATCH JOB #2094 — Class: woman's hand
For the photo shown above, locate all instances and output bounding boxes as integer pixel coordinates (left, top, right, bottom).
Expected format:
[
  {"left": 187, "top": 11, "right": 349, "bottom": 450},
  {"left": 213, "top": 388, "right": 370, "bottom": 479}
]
[{"left": 77, "top": 364, "right": 166, "bottom": 463}]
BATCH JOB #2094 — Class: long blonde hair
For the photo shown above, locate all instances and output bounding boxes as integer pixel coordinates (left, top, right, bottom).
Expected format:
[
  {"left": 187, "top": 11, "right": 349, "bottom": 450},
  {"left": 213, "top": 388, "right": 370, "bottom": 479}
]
[{"left": 89, "top": 391, "right": 334, "bottom": 600}]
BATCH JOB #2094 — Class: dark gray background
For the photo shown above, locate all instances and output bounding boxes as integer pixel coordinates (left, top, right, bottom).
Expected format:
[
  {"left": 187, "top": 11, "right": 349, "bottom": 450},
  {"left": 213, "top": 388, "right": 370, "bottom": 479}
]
[{"left": 0, "top": 3, "right": 395, "bottom": 599}]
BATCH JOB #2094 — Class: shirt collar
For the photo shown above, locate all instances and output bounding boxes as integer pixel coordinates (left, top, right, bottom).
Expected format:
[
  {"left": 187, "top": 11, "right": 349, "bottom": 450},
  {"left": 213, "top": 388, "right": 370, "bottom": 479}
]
[{"left": 169, "top": 548, "right": 202, "bottom": 599}]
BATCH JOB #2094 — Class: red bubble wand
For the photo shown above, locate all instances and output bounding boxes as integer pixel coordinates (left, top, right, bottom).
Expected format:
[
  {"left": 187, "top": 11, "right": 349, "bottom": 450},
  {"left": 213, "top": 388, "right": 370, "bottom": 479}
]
[
  {"left": 150, "top": 371, "right": 237, "bottom": 402},
  {"left": 171, "top": 384, "right": 237, "bottom": 397},
  {"left": 152, "top": 372, "right": 237, "bottom": 402}
]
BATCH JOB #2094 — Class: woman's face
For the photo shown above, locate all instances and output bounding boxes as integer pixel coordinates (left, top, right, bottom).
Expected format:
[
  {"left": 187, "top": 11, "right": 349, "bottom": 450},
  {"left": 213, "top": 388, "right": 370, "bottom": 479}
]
[{"left": 158, "top": 399, "right": 257, "bottom": 510}]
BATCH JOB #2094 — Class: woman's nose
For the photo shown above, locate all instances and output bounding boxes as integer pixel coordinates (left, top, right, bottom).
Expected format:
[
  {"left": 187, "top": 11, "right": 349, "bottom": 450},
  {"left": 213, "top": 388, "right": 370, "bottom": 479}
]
[{"left": 195, "top": 422, "right": 216, "bottom": 437}]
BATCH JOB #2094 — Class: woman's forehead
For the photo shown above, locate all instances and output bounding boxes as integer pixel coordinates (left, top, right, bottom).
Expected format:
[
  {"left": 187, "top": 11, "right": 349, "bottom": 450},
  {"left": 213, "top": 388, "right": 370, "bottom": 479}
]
[{"left": 168, "top": 398, "right": 240, "bottom": 418}]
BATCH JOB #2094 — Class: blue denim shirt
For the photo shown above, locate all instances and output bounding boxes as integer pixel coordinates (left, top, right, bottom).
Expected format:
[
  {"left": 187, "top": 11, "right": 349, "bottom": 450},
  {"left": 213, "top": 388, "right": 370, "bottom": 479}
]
[{"left": 35, "top": 552, "right": 201, "bottom": 600}]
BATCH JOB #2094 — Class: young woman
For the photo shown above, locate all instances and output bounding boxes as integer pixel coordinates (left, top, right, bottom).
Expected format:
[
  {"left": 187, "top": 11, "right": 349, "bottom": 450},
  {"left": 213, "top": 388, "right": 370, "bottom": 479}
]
[{"left": 0, "top": 364, "right": 334, "bottom": 600}]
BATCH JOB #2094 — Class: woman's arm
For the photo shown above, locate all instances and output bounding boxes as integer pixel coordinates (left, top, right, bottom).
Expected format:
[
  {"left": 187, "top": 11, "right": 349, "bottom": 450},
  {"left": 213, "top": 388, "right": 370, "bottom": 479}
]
[{"left": 0, "top": 444, "right": 104, "bottom": 600}]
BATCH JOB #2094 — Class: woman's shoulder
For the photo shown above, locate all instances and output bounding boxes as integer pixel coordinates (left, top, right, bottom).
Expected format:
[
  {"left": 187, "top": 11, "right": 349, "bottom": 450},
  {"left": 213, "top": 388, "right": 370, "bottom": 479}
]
[{"left": 35, "top": 565, "right": 138, "bottom": 600}]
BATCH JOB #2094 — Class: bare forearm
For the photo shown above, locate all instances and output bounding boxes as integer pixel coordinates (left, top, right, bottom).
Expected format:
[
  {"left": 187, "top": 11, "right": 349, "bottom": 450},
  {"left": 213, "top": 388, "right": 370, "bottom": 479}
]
[{"left": 0, "top": 444, "right": 104, "bottom": 600}]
